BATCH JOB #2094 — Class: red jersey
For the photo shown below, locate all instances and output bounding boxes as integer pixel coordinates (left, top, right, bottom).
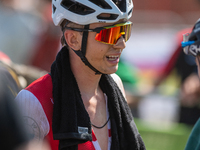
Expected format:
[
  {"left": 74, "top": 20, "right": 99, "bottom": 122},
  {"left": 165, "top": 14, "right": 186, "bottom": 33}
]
[{"left": 15, "top": 74, "right": 111, "bottom": 150}]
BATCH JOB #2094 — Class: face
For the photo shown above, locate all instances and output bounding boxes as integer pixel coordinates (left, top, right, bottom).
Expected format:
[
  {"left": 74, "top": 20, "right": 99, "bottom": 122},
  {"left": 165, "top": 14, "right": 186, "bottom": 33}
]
[{"left": 85, "top": 21, "right": 126, "bottom": 74}]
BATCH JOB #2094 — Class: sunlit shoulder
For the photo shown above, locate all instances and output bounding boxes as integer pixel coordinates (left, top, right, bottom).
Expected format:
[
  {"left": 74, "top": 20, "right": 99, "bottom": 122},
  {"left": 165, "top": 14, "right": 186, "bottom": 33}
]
[{"left": 110, "top": 73, "right": 126, "bottom": 99}]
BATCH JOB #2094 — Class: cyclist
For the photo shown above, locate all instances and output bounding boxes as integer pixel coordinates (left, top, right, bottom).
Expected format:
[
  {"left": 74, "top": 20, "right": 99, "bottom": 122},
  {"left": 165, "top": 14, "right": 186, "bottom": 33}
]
[
  {"left": 181, "top": 18, "right": 200, "bottom": 150},
  {"left": 15, "top": 0, "right": 146, "bottom": 149}
]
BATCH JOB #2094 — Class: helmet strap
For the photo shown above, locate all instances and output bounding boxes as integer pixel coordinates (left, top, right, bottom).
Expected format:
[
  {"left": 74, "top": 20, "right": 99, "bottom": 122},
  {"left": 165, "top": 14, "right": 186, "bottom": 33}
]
[
  {"left": 76, "top": 24, "right": 103, "bottom": 75},
  {"left": 81, "top": 25, "right": 89, "bottom": 56},
  {"left": 71, "top": 49, "right": 102, "bottom": 75},
  {"left": 63, "top": 24, "right": 103, "bottom": 75}
]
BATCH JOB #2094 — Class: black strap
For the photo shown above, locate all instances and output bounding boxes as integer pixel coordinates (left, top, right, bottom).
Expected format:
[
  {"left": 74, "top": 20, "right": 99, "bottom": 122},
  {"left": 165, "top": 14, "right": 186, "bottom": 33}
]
[
  {"left": 81, "top": 25, "right": 89, "bottom": 56},
  {"left": 63, "top": 23, "right": 104, "bottom": 75},
  {"left": 91, "top": 117, "right": 110, "bottom": 129},
  {"left": 76, "top": 24, "right": 103, "bottom": 75},
  {"left": 71, "top": 49, "right": 102, "bottom": 75}
]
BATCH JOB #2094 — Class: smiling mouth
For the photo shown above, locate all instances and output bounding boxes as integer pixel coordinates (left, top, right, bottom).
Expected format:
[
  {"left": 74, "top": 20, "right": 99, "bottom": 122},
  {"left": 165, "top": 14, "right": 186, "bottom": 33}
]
[{"left": 106, "top": 55, "right": 119, "bottom": 61}]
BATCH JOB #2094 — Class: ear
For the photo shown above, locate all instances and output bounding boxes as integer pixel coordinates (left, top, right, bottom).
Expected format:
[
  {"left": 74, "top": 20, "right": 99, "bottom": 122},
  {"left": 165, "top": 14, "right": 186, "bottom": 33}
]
[{"left": 64, "top": 30, "right": 82, "bottom": 50}]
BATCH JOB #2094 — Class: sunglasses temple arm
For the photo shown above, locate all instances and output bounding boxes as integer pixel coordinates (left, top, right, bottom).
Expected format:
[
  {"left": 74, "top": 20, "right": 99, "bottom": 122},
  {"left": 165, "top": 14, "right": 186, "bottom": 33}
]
[{"left": 181, "top": 41, "right": 195, "bottom": 48}]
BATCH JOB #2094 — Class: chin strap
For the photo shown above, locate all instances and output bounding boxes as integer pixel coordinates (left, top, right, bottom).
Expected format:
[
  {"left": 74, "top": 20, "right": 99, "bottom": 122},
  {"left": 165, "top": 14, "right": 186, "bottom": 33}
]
[
  {"left": 73, "top": 24, "right": 103, "bottom": 75},
  {"left": 71, "top": 49, "right": 103, "bottom": 75}
]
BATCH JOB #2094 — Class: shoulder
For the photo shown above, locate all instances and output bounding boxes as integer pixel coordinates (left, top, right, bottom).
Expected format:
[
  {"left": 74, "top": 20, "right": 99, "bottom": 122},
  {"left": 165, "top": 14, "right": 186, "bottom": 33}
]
[
  {"left": 26, "top": 73, "right": 52, "bottom": 92},
  {"left": 110, "top": 73, "right": 126, "bottom": 99},
  {"left": 15, "top": 89, "right": 50, "bottom": 141},
  {"left": 26, "top": 74, "right": 53, "bottom": 104},
  {"left": 15, "top": 74, "right": 53, "bottom": 141},
  {"left": 110, "top": 73, "right": 122, "bottom": 84}
]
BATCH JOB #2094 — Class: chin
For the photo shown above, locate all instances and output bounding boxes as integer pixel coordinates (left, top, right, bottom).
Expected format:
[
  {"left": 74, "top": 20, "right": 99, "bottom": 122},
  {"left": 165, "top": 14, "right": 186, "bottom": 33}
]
[{"left": 105, "top": 66, "right": 118, "bottom": 74}]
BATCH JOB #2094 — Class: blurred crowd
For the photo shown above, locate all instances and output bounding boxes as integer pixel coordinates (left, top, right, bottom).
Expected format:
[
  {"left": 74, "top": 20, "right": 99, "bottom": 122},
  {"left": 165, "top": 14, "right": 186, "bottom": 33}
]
[
  {"left": 0, "top": 0, "right": 60, "bottom": 149},
  {"left": 0, "top": 0, "right": 61, "bottom": 72}
]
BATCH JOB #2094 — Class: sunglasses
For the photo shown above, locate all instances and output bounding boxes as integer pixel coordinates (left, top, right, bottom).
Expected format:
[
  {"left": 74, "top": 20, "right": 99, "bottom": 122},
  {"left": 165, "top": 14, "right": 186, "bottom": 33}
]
[
  {"left": 64, "top": 21, "right": 132, "bottom": 45},
  {"left": 182, "top": 33, "right": 196, "bottom": 56}
]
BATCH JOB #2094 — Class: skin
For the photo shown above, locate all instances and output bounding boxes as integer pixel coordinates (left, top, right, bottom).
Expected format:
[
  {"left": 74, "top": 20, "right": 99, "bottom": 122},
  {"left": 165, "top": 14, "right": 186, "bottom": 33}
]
[
  {"left": 64, "top": 21, "right": 127, "bottom": 150},
  {"left": 179, "top": 56, "right": 200, "bottom": 107},
  {"left": 196, "top": 56, "right": 200, "bottom": 77}
]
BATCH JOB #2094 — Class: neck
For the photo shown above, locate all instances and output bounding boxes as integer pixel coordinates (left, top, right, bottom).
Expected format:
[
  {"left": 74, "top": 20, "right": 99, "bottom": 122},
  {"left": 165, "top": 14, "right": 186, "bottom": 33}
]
[
  {"left": 69, "top": 50, "right": 102, "bottom": 99},
  {"left": 75, "top": 70, "right": 102, "bottom": 96}
]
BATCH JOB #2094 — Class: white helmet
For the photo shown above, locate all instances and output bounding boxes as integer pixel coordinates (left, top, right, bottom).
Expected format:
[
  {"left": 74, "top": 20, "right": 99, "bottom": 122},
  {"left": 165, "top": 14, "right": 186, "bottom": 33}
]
[{"left": 52, "top": 0, "right": 133, "bottom": 26}]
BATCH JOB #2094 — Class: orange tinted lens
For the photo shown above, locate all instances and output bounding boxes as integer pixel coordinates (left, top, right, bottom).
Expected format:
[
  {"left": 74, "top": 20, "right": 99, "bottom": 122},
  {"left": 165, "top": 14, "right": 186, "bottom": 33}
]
[
  {"left": 95, "top": 27, "right": 120, "bottom": 44},
  {"left": 95, "top": 24, "right": 131, "bottom": 44},
  {"left": 122, "top": 24, "right": 131, "bottom": 42}
]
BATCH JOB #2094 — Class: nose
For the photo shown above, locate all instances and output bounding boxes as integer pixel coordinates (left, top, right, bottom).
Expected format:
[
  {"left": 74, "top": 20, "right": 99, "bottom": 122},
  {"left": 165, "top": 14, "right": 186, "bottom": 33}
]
[{"left": 113, "top": 36, "right": 126, "bottom": 50}]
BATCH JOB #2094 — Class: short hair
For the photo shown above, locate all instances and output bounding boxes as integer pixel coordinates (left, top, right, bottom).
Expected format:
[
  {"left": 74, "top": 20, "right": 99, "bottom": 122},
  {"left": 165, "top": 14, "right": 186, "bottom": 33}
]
[{"left": 60, "top": 20, "right": 84, "bottom": 46}]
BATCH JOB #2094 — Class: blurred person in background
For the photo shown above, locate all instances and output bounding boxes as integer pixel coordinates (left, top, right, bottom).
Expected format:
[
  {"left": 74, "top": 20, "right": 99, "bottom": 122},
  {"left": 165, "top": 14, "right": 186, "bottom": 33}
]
[
  {"left": 154, "top": 0, "right": 200, "bottom": 124},
  {"left": 0, "top": 52, "right": 26, "bottom": 150},
  {"left": 0, "top": 0, "right": 44, "bottom": 65},
  {"left": 27, "top": 0, "right": 61, "bottom": 72},
  {"left": 15, "top": 0, "right": 146, "bottom": 150},
  {"left": 0, "top": 52, "right": 50, "bottom": 150},
  {"left": 0, "top": 0, "right": 59, "bottom": 86},
  {"left": 154, "top": 27, "right": 200, "bottom": 126},
  {"left": 181, "top": 18, "right": 200, "bottom": 150},
  {"left": 0, "top": 0, "right": 61, "bottom": 73}
]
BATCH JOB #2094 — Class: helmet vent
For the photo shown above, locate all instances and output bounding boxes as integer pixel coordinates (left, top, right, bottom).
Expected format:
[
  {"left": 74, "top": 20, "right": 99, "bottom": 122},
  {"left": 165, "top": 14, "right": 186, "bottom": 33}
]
[
  {"left": 61, "top": 0, "right": 95, "bottom": 15},
  {"left": 88, "top": 0, "right": 112, "bottom": 9},
  {"left": 112, "top": 0, "right": 126, "bottom": 12},
  {"left": 97, "top": 13, "right": 118, "bottom": 20},
  {"left": 128, "top": 8, "right": 132, "bottom": 16},
  {"left": 53, "top": 5, "right": 56, "bottom": 14}
]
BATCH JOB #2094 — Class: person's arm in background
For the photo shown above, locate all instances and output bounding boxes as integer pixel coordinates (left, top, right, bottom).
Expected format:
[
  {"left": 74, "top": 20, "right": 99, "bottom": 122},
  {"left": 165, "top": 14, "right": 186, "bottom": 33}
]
[
  {"left": 0, "top": 55, "right": 50, "bottom": 150},
  {"left": 0, "top": 61, "right": 30, "bottom": 150}
]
